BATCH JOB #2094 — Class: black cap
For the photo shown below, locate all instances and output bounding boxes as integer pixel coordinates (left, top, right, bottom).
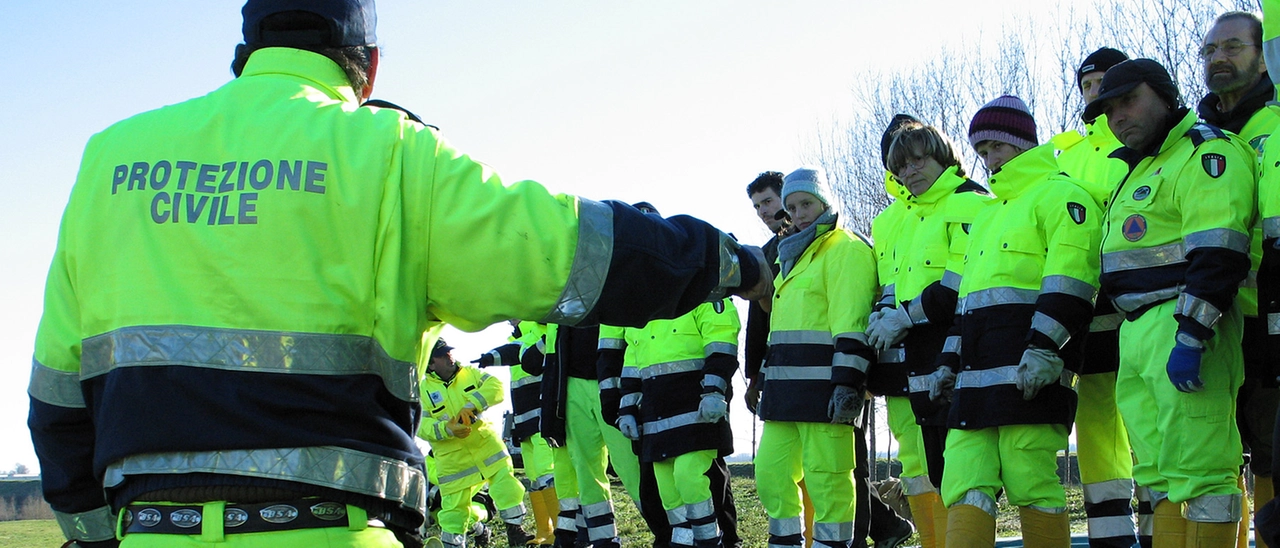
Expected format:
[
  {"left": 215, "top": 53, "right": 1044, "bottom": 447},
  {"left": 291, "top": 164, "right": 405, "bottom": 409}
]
[
  {"left": 1077, "top": 47, "right": 1128, "bottom": 90},
  {"left": 881, "top": 114, "right": 923, "bottom": 169},
  {"left": 242, "top": 0, "right": 377, "bottom": 47},
  {"left": 1082, "top": 58, "right": 1181, "bottom": 122},
  {"left": 431, "top": 338, "right": 454, "bottom": 358}
]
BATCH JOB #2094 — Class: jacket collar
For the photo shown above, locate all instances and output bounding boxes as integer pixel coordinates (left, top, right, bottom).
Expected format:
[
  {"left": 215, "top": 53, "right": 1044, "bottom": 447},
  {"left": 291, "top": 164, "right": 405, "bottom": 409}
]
[
  {"left": 240, "top": 47, "right": 360, "bottom": 104},
  {"left": 1197, "top": 72, "right": 1274, "bottom": 133},
  {"left": 912, "top": 165, "right": 967, "bottom": 207},
  {"left": 984, "top": 144, "right": 1059, "bottom": 201}
]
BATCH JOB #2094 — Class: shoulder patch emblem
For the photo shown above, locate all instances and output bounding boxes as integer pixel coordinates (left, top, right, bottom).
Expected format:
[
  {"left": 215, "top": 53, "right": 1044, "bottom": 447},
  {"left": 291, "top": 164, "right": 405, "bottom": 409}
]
[
  {"left": 1067, "top": 202, "right": 1086, "bottom": 225},
  {"left": 1122, "top": 214, "right": 1147, "bottom": 242},
  {"left": 1132, "top": 185, "right": 1151, "bottom": 201},
  {"left": 1201, "top": 153, "right": 1226, "bottom": 178}
]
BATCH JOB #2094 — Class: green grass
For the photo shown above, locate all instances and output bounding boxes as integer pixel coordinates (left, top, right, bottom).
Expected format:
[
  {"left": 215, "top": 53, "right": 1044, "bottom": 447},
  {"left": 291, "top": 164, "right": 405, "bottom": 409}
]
[{"left": 0, "top": 519, "right": 64, "bottom": 547}]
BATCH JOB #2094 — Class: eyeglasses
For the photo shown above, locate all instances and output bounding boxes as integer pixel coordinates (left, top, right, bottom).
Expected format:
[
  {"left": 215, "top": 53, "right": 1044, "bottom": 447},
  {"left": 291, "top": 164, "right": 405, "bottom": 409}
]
[
  {"left": 1199, "top": 39, "right": 1257, "bottom": 60},
  {"left": 895, "top": 156, "right": 928, "bottom": 174}
]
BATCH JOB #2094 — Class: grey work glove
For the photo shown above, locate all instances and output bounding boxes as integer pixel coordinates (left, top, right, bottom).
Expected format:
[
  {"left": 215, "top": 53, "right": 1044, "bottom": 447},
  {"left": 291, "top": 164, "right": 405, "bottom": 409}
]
[
  {"left": 617, "top": 414, "right": 641, "bottom": 441},
  {"left": 1015, "top": 347, "right": 1065, "bottom": 400},
  {"left": 867, "top": 306, "right": 912, "bottom": 353},
  {"left": 698, "top": 392, "right": 728, "bottom": 423},
  {"left": 922, "top": 366, "right": 956, "bottom": 402},
  {"left": 827, "top": 385, "right": 865, "bottom": 425}
]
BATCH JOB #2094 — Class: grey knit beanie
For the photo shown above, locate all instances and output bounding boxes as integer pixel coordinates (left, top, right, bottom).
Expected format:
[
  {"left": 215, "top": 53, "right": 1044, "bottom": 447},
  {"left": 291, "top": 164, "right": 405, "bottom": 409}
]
[{"left": 781, "top": 167, "right": 834, "bottom": 209}]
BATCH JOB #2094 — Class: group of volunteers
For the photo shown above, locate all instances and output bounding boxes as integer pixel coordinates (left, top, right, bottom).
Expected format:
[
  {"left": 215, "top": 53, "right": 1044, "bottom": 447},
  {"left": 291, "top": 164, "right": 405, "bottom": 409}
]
[{"left": 27, "top": 1, "right": 1280, "bottom": 548}]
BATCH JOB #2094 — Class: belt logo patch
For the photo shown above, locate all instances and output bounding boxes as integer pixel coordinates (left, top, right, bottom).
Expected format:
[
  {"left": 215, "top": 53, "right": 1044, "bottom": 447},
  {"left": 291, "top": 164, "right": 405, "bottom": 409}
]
[
  {"left": 1067, "top": 202, "right": 1087, "bottom": 225},
  {"left": 1202, "top": 153, "right": 1226, "bottom": 178},
  {"left": 224, "top": 508, "right": 250, "bottom": 528},
  {"left": 136, "top": 508, "right": 163, "bottom": 528},
  {"left": 260, "top": 504, "right": 299, "bottom": 524},
  {"left": 311, "top": 502, "right": 348, "bottom": 521},
  {"left": 1132, "top": 185, "right": 1151, "bottom": 201},
  {"left": 170, "top": 509, "right": 202, "bottom": 528},
  {"left": 1122, "top": 214, "right": 1147, "bottom": 242}
]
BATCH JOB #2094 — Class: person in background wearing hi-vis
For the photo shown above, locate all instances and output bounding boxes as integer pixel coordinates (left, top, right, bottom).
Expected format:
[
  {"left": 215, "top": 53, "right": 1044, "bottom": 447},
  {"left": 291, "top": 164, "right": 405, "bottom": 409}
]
[
  {"left": 1086, "top": 58, "right": 1255, "bottom": 548},
  {"left": 936, "top": 96, "right": 1101, "bottom": 548},
  {"left": 1049, "top": 46, "right": 1141, "bottom": 548},
  {"left": 419, "top": 338, "right": 534, "bottom": 548},
  {"left": 754, "top": 167, "right": 879, "bottom": 548},
  {"left": 870, "top": 119, "right": 989, "bottom": 548},
  {"left": 474, "top": 321, "right": 559, "bottom": 547}
]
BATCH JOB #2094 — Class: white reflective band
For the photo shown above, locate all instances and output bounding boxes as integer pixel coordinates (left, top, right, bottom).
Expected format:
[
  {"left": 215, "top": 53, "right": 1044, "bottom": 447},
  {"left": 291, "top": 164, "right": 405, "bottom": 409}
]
[
  {"left": 769, "top": 516, "right": 803, "bottom": 536},
  {"left": 881, "top": 283, "right": 897, "bottom": 300},
  {"left": 500, "top": 505, "right": 526, "bottom": 522},
  {"left": 832, "top": 353, "right": 871, "bottom": 373},
  {"left": 535, "top": 340, "right": 546, "bottom": 353},
  {"left": 558, "top": 497, "right": 580, "bottom": 512},
  {"left": 641, "top": 359, "right": 703, "bottom": 379},
  {"left": 1185, "top": 493, "right": 1243, "bottom": 523},
  {"left": 621, "top": 393, "right": 642, "bottom": 407},
  {"left": 1243, "top": 270, "right": 1258, "bottom": 289},
  {"left": 666, "top": 505, "right": 688, "bottom": 524},
  {"left": 769, "top": 330, "right": 834, "bottom": 345},
  {"left": 704, "top": 342, "right": 737, "bottom": 357},
  {"left": 906, "top": 300, "right": 930, "bottom": 325},
  {"left": 908, "top": 375, "right": 932, "bottom": 394},
  {"left": 622, "top": 366, "right": 641, "bottom": 379},
  {"left": 1112, "top": 286, "right": 1182, "bottom": 313},
  {"left": 471, "top": 391, "right": 490, "bottom": 409},
  {"left": 812, "top": 520, "right": 854, "bottom": 541},
  {"left": 957, "top": 489, "right": 999, "bottom": 517},
  {"left": 901, "top": 475, "right": 936, "bottom": 496},
  {"left": 103, "top": 445, "right": 425, "bottom": 511},
  {"left": 1087, "top": 515, "right": 1139, "bottom": 539},
  {"left": 686, "top": 499, "right": 715, "bottom": 520},
  {"left": 581, "top": 499, "right": 614, "bottom": 518},
  {"left": 439, "top": 465, "right": 481, "bottom": 485},
  {"left": 1265, "top": 216, "right": 1280, "bottom": 239},
  {"left": 28, "top": 359, "right": 86, "bottom": 409},
  {"left": 512, "top": 375, "right": 542, "bottom": 389},
  {"left": 642, "top": 411, "right": 701, "bottom": 435},
  {"left": 706, "top": 232, "right": 744, "bottom": 302},
  {"left": 1089, "top": 313, "right": 1124, "bottom": 333},
  {"left": 960, "top": 287, "right": 1039, "bottom": 312},
  {"left": 672, "top": 527, "right": 695, "bottom": 545},
  {"left": 878, "top": 348, "right": 906, "bottom": 364},
  {"left": 441, "top": 531, "right": 466, "bottom": 546},
  {"left": 1102, "top": 242, "right": 1185, "bottom": 273},
  {"left": 82, "top": 325, "right": 420, "bottom": 401},
  {"left": 942, "top": 270, "right": 962, "bottom": 291},
  {"left": 762, "top": 365, "right": 830, "bottom": 381},
  {"left": 1269, "top": 313, "right": 1280, "bottom": 336},
  {"left": 702, "top": 375, "right": 728, "bottom": 392},
  {"left": 1083, "top": 478, "right": 1135, "bottom": 504},
  {"left": 943, "top": 336, "right": 961, "bottom": 354},
  {"left": 598, "top": 338, "right": 625, "bottom": 351},
  {"left": 1175, "top": 293, "right": 1222, "bottom": 330},
  {"left": 1042, "top": 275, "right": 1098, "bottom": 301},
  {"left": 542, "top": 198, "right": 614, "bottom": 325},
  {"left": 515, "top": 408, "right": 540, "bottom": 424},
  {"left": 54, "top": 506, "right": 116, "bottom": 543},
  {"left": 1032, "top": 311, "right": 1071, "bottom": 349},
  {"left": 1185, "top": 228, "right": 1250, "bottom": 254},
  {"left": 955, "top": 365, "right": 1077, "bottom": 391},
  {"left": 598, "top": 377, "right": 620, "bottom": 390},
  {"left": 692, "top": 520, "right": 720, "bottom": 541}
]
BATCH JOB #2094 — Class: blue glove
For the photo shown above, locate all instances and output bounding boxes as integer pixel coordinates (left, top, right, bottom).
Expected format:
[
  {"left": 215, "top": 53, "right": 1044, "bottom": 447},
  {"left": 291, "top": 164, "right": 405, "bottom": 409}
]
[{"left": 1167, "top": 332, "right": 1205, "bottom": 393}]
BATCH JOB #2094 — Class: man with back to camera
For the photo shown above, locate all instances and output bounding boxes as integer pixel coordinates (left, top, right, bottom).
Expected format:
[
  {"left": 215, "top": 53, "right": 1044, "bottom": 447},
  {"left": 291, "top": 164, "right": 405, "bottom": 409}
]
[{"left": 26, "top": 1, "right": 771, "bottom": 547}]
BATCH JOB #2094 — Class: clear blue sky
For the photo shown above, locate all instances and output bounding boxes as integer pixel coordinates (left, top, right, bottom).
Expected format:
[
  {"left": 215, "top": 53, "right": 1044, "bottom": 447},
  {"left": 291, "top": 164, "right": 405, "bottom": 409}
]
[{"left": 0, "top": 1, "right": 1038, "bottom": 472}]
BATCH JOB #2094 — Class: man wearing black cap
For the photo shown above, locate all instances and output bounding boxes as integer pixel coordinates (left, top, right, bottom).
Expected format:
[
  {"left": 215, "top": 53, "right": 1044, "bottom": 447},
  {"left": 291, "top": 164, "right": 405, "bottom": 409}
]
[
  {"left": 1049, "top": 46, "right": 1140, "bottom": 548},
  {"left": 25, "top": 1, "right": 772, "bottom": 547},
  {"left": 1086, "top": 58, "right": 1257, "bottom": 548},
  {"left": 1197, "top": 12, "right": 1280, "bottom": 528}
]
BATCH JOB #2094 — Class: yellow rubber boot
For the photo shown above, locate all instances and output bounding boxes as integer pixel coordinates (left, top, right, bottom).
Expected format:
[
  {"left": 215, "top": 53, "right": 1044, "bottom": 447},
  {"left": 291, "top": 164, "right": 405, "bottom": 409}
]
[
  {"left": 945, "top": 504, "right": 996, "bottom": 548},
  {"left": 934, "top": 494, "right": 949, "bottom": 548},
  {"left": 530, "top": 487, "right": 557, "bottom": 546},
  {"left": 1259, "top": 477, "right": 1275, "bottom": 548},
  {"left": 1187, "top": 519, "right": 1242, "bottom": 548},
  {"left": 1018, "top": 507, "right": 1070, "bottom": 548},
  {"left": 1151, "top": 500, "right": 1186, "bottom": 548},
  {"left": 801, "top": 479, "right": 816, "bottom": 548},
  {"left": 907, "top": 492, "right": 940, "bottom": 548}
]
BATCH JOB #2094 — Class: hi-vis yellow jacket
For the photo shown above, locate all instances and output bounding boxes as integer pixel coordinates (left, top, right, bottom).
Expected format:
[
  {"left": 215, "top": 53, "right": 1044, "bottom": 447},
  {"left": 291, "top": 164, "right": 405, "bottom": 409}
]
[{"left": 419, "top": 365, "right": 510, "bottom": 494}]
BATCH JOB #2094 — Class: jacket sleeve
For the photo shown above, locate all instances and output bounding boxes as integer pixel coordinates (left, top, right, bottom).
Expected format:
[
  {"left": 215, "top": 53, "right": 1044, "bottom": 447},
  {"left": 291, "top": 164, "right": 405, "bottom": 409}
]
[
  {"left": 696, "top": 300, "right": 742, "bottom": 395},
  {"left": 1172, "top": 137, "right": 1257, "bottom": 341},
  {"left": 827, "top": 235, "right": 880, "bottom": 388},
  {"left": 29, "top": 223, "right": 119, "bottom": 547},
  {"left": 618, "top": 333, "right": 643, "bottom": 421},
  {"left": 919, "top": 191, "right": 982, "bottom": 324},
  {"left": 465, "top": 368, "right": 505, "bottom": 412},
  {"left": 1025, "top": 184, "right": 1101, "bottom": 361},
  {"left": 1260, "top": 127, "right": 1280, "bottom": 381},
  {"left": 597, "top": 325, "right": 626, "bottom": 427},
  {"left": 419, "top": 131, "right": 760, "bottom": 331},
  {"left": 743, "top": 300, "right": 770, "bottom": 383},
  {"left": 518, "top": 322, "right": 547, "bottom": 376},
  {"left": 417, "top": 407, "right": 455, "bottom": 443}
]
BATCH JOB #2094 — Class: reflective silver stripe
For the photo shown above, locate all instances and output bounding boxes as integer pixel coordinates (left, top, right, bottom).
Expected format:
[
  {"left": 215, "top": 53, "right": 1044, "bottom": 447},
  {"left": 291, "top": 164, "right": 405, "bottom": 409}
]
[
  {"left": 500, "top": 504, "right": 526, "bottom": 523},
  {"left": 769, "top": 516, "right": 803, "bottom": 536},
  {"left": 763, "top": 365, "right": 830, "bottom": 381},
  {"left": 641, "top": 359, "right": 703, "bottom": 379},
  {"left": 943, "top": 336, "right": 961, "bottom": 354},
  {"left": 769, "top": 330, "right": 834, "bottom": 345},
  {"left": 621, "top": 393, "right": 642, "bottom": 407},
  {"left": 878, "top": 348, "right": 906, "bottom": 364},
  {"left": 956, "top": 489, "right": 999, "bottom": 517},
  {"left": 1269, "top": 313, "right": 1280, "bottom": 335},
  {"left": 833, "top": 353, "right": 871, "bottom": 373},
  {"left": 598, "top": 338, "right": 625, "bottom": 351},
  {"left": 642, "top": 411, "right": 701, "bottom": 435},
  {"left": 1243, "top": 270, "right": 1258, "bottom": 290},
  {"left": 598, "top": 377, "right": 620, "bottom": 390},
  {"left": 1030, "top": 505, "right": 1067, "bottom": 514},
  {"left": 557, "top": 516, "right": 577, "bottom": 530},
  {"left": 687, "top": 498, "right": 714, "bottom": 520},
  {"left": 812, "top": 521, "right": 854, "bottom": 541},
  {"left": 483, "top": 449, "right": 508, "bottom": 468},
  {"left": 900, "top": 475, "right": 936, "bottom": 496},
  {"left": 471, "top": 391, "right": 490, "bottom": 409},
  {"left": 708, "top": 232, "right": 744, "bottom": 302},
  {"left": 960, "top": 287, "right": 1039, "bottom": 311},
  {"left": 581, "top": 500, "right": 614, "bottom": 518},
  {"left": 532, "top": 473, "right": 554, "bottom": 490},
  {"left": 439, "top": 465, "right": 481, "bottom": 485},
  {"left": 1083, "top": 478, "right": 1135, "bottom": 505},
  {"left": 1032, "top": 312, "right": 1071, "bottom": 349},
  {"left": 1089, "top": 313, "right": 1125, "bottom": 333},
  {"left": 908, "top": 375, "right": 932, "bottom": 394},
  {"left": 535, "top": 340, "right": 545, "bottom": 353},
  {"left": 441, "top": 531, "right": 466, "bottom": 546},
  {"left": 1185, "top": 228, "right": 1250, "bottom": 254},
  {"left": 692, "top": 520, "right": 719, "bottom": 541},
  {"left": 672, "top": 526, "right": 695, "bottom": 545},
  {"left": 942, "top": 270, "right": 962, "bottom": 291},
  {"left": 704, "top": 342, "right": 737, "bottom": 357},
  {"left": 1042, "top": 275, "right": 1098, "bottom": 302},
  {"left": 1268, "top": 37, "right": 1280, "bottom": 84},
  {"left": 622, "top": 366, "right": 641, "bottom": 379},
  {"left": 1265, "top": 216, "right": 1280, "bottom": 239},
  {"left": 28, "top": 359, "right": 85, "bottom": 408},
  {"left": 54, "top": 506, "right": 116, "bottom": 543},
  {"left": 433, "top": 422, "right": 446, "bottom": 440},
  {"left": 104, "top": 445, "right": 425, "bottom": 511},
  {"left": 906, "top": 300, "right": 929, "bottom": 325},
  {"left": 666, "top": 505, "right": 688, "bottom": 524},
  {"left": 955, "top": 365, "right": 1078, "bottom": 391},
  {"left": 1176, "top": 293, "right": 1222, "bottom": 330},
  {"left": 1102, "top": 242, "right": 1185, "bottom": 273},
  {"left": 1112, "top": 286, "right": 1182, "bottom": 313},
  {"left": 512, "top": 375, "right": 542, "bottom": 389},
  {"left": 587, "top": 524, "right": 617, "bottom": 542},
  {"left": 542, "top": 198, "right": 614, "bottom": 325},
  {"left": 558, "top": 497, "right": 580, "bottom": 512},
  {"left": 702, "top": 375, "right": 728, "bottom": 392},
  {"left": 881, "top": 283, "right": 896, "bottom": 300},
  {"left": 515, "top": 408, "right": 540, "bottom": 424},
  {"left": 1185, "top": 493, "right": 1243, "bottom": 522},
  {"left": 81, "top": 325, "right": 419, "bottom": 402},
  {"left": 1088, "top": 515, "right": 1139, "bottom": 539}
]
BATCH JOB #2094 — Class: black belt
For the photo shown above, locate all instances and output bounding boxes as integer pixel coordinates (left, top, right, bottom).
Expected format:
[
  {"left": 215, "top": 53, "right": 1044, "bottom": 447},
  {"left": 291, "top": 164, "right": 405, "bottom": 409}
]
[{"left": 124, "top": 499, "right": 354, "bottom": 535}]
